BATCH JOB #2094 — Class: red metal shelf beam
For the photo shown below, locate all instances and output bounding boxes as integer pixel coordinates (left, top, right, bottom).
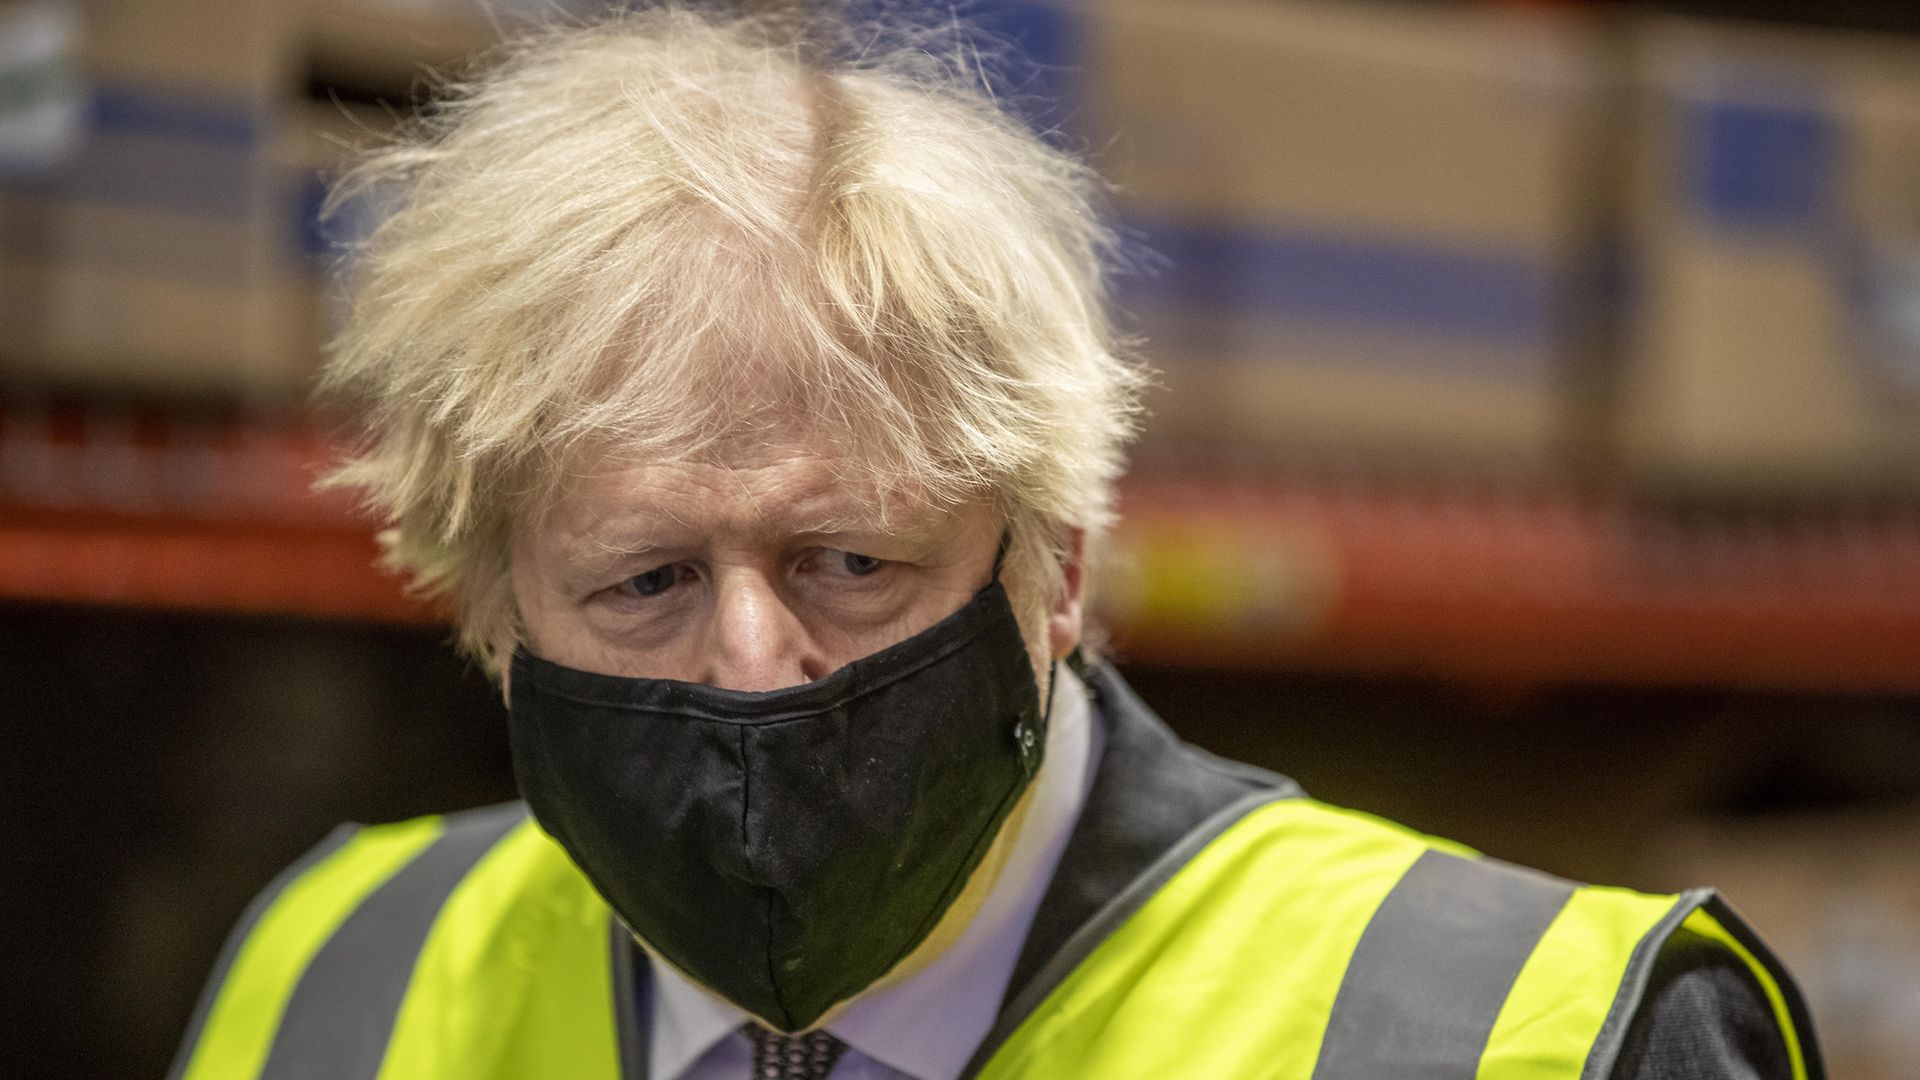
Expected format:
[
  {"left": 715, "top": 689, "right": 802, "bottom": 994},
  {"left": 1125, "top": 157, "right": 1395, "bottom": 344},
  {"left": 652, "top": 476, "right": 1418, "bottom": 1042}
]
[
  {"left": 4, "top": 404, "right": 1919, "bottom": 691},
  {"left": 0, "top": 507, "right": 425, "bottom": 624},
  {"left": 0, "top": 403, "right": 431, "bottom": 624},
  {"left": 1107, "top": 470, "right": 1920, "bottom": 692}
]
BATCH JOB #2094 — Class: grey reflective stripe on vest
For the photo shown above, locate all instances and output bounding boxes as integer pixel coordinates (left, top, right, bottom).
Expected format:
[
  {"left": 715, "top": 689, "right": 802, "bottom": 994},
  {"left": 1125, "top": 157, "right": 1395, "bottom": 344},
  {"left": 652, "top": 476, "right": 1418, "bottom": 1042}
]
[
  {"left": 1311, "top": 849, "right": 1577, "bottom": 1080},
  {"left": 255, "top": 803, "right": 527, "bottom": 1080},
  {"left": 166, "top": 824, "right": 363, "bottom": 1080}
]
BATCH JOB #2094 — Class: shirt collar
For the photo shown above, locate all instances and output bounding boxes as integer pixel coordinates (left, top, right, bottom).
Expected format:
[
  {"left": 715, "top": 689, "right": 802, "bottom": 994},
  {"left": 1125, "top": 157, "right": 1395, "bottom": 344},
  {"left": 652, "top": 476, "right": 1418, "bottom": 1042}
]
[
  {"left": 647, "top": 951, "right": 748, "bottom": 1080},
  {"left": 648, "top": 664, "right": 1096, "bottom": 1080}
]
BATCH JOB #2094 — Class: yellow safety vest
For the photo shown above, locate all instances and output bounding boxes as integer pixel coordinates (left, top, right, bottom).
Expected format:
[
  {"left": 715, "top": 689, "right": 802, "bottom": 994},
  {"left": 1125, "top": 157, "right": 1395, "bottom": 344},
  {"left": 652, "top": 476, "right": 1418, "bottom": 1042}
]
[{"left": 169, "top": 796, "right": 1817, "bottom": 1080}]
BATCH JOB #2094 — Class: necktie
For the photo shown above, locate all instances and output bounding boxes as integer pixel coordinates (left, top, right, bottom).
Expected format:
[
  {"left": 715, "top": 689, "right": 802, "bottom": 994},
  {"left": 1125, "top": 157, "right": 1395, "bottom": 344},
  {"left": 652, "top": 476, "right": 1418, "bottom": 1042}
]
[{"left": 745, "top": 1025, "right": 848, "bottom": 1080}]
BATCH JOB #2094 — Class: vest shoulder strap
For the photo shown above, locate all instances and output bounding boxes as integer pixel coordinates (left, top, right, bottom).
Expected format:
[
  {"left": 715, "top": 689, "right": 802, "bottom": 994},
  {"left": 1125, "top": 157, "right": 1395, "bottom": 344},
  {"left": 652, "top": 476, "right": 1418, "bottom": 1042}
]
[
  {"left": 168, "top": 802, "right": 622, "bottom": 1080},
  {"left": 976, "top": 798, "right": 1819, "bottom": 1080}
]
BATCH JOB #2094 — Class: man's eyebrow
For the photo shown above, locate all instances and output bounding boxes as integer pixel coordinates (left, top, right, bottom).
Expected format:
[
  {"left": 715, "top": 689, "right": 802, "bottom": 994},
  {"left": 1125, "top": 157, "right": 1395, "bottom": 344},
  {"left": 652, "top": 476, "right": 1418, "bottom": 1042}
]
[
  {"left": 561, "top": 502, "right": 955, "bottom": 568},
  {"left": 788, "top": 511, "right": 926, "bottom": 541},
  {"left": 783, "top": 499, "right": 972, "bottom": 547}
]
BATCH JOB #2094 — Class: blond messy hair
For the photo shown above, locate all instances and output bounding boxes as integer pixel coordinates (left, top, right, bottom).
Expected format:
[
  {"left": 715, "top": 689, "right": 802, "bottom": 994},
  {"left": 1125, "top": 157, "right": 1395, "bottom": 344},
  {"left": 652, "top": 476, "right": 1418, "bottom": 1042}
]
[{"left": 319, "top": 3, "right": 1147, "bottom": 673}]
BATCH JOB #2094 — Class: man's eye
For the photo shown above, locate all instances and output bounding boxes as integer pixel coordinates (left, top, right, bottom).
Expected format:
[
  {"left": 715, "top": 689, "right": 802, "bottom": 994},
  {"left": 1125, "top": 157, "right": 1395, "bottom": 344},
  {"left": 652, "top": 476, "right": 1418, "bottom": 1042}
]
[
  {"left": 840, "top": 552, "right": 884, "bottom": 577},
  {"left": 624, "top": 565, "right": 679, "bottom": 597}
]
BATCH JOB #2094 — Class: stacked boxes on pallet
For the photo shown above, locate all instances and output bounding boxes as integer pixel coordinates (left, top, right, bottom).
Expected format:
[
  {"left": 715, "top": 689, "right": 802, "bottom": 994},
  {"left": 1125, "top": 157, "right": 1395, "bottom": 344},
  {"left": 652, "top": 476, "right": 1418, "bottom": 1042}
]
[
  {"left": 9, "top": 0, "right": 1920, "bottom": 507},
  {"left": 0, "top": 0, "right": 490, "bottom": 401},
  {"left": 1616, "top": 15, "right": 1920, "bottom": 500},
  {"left": 1075, "top": 0, "right": 1612, "bottom": 478},
  {"left": 0, "top": 0, "right": 299, "bottom": 398}
]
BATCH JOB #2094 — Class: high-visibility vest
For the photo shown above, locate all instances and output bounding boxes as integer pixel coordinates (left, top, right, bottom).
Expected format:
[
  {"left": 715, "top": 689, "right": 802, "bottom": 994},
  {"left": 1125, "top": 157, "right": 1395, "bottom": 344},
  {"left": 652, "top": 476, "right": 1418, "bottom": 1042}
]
[{"left": 169, "top": 795, "right": 1818, "bottom": 1080}]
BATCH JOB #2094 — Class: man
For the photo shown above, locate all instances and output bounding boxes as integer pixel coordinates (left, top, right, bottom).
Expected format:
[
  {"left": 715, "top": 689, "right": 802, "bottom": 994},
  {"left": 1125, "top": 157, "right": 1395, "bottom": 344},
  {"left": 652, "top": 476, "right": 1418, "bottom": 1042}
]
[{"left": 170, "top": 6, "right": 1821, "bottom": 1079}]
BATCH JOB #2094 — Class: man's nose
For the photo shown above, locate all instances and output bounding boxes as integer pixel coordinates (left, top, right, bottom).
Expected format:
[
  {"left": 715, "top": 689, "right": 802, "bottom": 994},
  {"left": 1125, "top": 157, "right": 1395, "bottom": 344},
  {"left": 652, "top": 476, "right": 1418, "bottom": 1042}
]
[{"left": 697, "top": 571, "right": 829, "bottom": 691}]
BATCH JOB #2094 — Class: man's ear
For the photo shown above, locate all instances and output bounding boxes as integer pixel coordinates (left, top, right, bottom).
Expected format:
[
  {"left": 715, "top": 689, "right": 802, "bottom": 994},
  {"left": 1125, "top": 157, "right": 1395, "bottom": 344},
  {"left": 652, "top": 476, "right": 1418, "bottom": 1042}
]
[{"left": 1048, "top": 527, "right": 1086, "bottom": 662}]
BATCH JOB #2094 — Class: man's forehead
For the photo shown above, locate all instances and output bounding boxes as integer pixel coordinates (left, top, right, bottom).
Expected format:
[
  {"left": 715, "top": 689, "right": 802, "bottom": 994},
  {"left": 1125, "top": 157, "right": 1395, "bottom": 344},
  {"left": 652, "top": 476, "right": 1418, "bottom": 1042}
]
[{"left": 538, "top": 442, "right": 966, "bottom": 553}]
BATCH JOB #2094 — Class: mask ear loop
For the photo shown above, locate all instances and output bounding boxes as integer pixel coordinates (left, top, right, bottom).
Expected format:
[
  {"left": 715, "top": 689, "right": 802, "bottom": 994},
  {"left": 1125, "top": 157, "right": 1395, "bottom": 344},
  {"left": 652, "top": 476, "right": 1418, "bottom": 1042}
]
[{"left": 994, "top": 526, "right": 1056, "bottom": 775}]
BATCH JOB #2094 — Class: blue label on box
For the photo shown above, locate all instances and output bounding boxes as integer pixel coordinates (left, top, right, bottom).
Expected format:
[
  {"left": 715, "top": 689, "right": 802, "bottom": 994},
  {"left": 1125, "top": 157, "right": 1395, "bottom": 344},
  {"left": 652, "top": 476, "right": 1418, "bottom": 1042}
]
[
  {"left": 960, "top": 1, "right": 1568, "bottom": 375},
  {"left": 1688, "top": 95, "right": 1837, "bottom": 232},
  {"left": 88, "top": 87, "right": 261, "bottom": 148},
  {"left": 0, "top": 84, "right": 264, "bottom": 220},
  {"left": 1118, "top": 213, "right": 1562, "bottom": 356}
]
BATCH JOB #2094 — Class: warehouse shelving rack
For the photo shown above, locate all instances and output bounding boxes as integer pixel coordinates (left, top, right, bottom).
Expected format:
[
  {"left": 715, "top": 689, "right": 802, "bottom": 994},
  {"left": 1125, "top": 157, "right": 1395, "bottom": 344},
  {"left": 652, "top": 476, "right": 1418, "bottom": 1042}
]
[{"left": 6, "top": 401, "right": 1918, "bottom": 692}]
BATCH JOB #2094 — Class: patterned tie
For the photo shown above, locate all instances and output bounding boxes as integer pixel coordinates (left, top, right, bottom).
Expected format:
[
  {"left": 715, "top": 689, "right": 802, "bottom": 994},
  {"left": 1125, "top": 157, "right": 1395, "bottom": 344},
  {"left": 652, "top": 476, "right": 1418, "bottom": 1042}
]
[{"left": 745, "top": 1025, "right": 848, "bottom": 1080}]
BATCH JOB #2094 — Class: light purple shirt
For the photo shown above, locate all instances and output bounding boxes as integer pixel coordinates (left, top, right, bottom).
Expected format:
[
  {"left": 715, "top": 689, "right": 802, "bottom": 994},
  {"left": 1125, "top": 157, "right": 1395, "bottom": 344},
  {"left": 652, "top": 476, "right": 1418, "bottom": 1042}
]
[{"left": 646, "top": 666, "right": 1098, "bottom": 1080}]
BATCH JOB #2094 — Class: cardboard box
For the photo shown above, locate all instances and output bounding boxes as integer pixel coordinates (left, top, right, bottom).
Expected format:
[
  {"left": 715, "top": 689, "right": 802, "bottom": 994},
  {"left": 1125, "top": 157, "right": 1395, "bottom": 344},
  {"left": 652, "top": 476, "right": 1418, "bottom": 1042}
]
[
  {"left": 0, "top": 0, "right": 524, "bottom": 400},
  {"left": 276, "top": 100, "right": 398, "bottom": 384},
  {"left": 84, "top": 0, "right": 292, "bottom": 99},
  {"left": 1615, "top": 16, "right": 1920, "bottom": 499},
  {"left": 1637, "top": 812, "right": 1920, "bottom": 1080},
  {"left": 0, "top": 216, "right": 294, "bottom": 397},
  {"left": 1076, "top": 0, "right": 1611, "bottom": 475},
  {"left": 0, "top": 102, "right": 304, "bottom": 398},
  {"left": 0, "top": 0, "right": 304, "bottom": 398}
]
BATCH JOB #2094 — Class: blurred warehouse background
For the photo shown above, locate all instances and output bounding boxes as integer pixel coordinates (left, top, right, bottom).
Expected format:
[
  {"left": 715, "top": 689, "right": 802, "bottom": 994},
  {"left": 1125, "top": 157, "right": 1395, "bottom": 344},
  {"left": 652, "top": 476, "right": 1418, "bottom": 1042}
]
[{"left": 4, "top": 0, "right": 1920, "bottom": 1076}]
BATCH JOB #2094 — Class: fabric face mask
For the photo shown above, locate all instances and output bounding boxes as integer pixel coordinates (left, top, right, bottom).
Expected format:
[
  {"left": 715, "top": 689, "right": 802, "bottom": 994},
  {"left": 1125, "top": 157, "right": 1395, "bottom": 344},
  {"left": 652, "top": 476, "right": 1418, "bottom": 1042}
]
[{"left": 506, "top": 577, "right": 1046, "bottom": 1032}]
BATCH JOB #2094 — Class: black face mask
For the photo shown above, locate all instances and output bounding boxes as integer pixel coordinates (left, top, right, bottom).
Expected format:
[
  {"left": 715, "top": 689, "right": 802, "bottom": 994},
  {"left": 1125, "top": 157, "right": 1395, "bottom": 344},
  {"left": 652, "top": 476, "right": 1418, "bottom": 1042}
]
[{"left": 507, "top": 576, "right": 1046, "bottom": 1032}]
